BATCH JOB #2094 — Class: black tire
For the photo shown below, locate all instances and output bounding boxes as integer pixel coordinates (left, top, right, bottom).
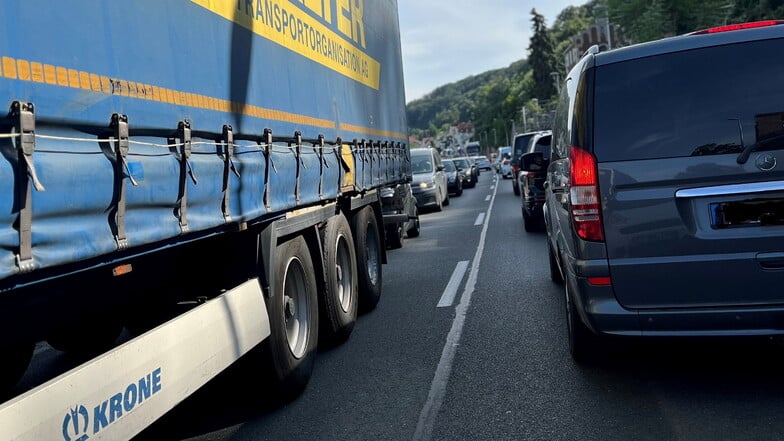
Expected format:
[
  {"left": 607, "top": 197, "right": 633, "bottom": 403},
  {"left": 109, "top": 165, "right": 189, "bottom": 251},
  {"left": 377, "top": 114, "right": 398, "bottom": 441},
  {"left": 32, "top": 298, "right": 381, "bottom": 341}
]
[
  {"left": 266, "top": 235, "right": 319, "bottom": 400},
  {"left": 352, "top": 206, "right": 383, "bottom": 313},
  {"left": 47, "top": 319, "right": 123, "bottom": 356},
  {"left": 513, "top": 179, "right": 520, "bottom": 196},
  {"left": 548, "top": 241, "right": 564, "bottom": 285},
  {"left": 386, "top": 224, "right": 403, "bottom": 249},
  {"left": 406, "top": 207, "right": 420, "bottom": 238},
  {"left": 320, "top": 214, "right": 359, "bottom": 344},
  {"left": 522, "top": 207, "right": 536, "bottom": 233},
  {"left": 434, "top": 190, "right": 443, "bottom": 212},
  {"left": 0, "top": 342, "right": 34, "bottom": 392},
  {"left": 565, "top": 279, "right": 599, "bottom": 364},
  {"left": 456, "top": 182, "right": 463, "bottom": 196}
]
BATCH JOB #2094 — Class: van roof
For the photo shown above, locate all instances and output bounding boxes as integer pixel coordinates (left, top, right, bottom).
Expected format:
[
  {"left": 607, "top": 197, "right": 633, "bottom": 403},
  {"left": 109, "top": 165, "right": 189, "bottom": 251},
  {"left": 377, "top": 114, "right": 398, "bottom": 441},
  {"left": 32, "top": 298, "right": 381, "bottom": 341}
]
[{"left": 595, "top": 22, "right": 784, "bottom": 67}]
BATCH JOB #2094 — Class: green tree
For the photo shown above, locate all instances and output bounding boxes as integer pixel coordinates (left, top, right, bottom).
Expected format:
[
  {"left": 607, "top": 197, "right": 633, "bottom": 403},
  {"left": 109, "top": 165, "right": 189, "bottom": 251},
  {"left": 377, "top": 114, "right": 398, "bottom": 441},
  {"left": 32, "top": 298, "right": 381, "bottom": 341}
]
[
  {"left": 606, "top": 0, "right": 737, "bottom": 42},
  {"left": 528, "top": 9, "right": 558, "bottom": 101},
  {"left": 551, "top": 1, "right": 599, "bottom": 73},
  {"left": 731, "top": 0, "right": 784, "bottom": 23}
]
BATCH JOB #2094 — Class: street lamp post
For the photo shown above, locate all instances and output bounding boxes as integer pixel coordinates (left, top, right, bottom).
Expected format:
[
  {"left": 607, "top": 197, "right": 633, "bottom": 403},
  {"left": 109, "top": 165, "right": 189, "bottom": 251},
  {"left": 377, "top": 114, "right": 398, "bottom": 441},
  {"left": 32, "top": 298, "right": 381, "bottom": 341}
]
[
  {"left": 510, "top": 119, "right": 516, "bottom": 145},
  {"left": 521, "top": 106, "right": 527, "bottom": 133},
  {"left": 549, "top": 71, "right": 561, "bottom": 95},
  {"left": 594, "top": 5, "right": 612, "bottom": 50}
]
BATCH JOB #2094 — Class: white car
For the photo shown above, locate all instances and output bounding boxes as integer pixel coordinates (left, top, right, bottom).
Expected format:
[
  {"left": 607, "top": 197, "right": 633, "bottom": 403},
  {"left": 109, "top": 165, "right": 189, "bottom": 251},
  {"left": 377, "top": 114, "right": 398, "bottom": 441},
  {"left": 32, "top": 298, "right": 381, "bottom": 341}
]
[{"left": 500, "top": 158, "right": 513, "bottom": 178}]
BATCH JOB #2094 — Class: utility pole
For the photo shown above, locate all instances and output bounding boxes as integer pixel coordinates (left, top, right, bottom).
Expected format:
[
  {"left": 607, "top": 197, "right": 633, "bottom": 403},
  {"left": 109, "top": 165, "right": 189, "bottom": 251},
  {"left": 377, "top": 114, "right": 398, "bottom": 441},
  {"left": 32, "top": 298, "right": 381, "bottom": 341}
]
[
  {"left": 509, "top": 119, "right": 515, "bottom": 145},
  {"left": 522, "top": 106, "right": 527, "bottom": 133},
  {"left": 549, "top": 71, "right": 561, "bottom": 95},
  {"left": 595, "top": 5, "right": 612, "bottom": 50}
]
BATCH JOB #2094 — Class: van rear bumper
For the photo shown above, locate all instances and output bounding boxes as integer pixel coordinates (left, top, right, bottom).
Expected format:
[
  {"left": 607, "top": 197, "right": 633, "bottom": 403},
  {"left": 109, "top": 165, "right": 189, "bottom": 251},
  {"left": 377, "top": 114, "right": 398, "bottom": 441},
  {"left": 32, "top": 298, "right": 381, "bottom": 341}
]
[{"left": 569, "top": 269, "right": 784, "bottom": 338}]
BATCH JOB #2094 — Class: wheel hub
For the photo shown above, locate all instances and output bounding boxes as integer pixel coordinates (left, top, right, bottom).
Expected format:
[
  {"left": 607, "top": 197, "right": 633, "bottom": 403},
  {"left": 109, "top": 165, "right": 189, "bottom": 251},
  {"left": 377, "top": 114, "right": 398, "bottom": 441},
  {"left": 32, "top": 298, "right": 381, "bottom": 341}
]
[{"left": 285, "top": 296, "right": 296, "bottom": 318}]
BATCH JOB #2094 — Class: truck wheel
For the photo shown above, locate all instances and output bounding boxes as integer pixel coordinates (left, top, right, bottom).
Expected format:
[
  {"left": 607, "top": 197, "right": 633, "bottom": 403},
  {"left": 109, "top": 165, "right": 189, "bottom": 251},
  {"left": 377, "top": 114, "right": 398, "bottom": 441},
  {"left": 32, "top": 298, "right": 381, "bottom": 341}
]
[
  {"left": 267, "top": 235, "right": 319, "bottom": 400},
  {"left": 406, "top": 207, "right": 420, "bottom": 238},
  {"left": 352, "top": 206, "right": 383, "bottom": 313},
  {"left": 0, "top": 342, "right": 34, "bottom": 391},
  {"left": 47, "top": 319, "right": 123, "bottom": 356},
  {"left": 320, "top": 214, "right": 358, "bottom": 344}
]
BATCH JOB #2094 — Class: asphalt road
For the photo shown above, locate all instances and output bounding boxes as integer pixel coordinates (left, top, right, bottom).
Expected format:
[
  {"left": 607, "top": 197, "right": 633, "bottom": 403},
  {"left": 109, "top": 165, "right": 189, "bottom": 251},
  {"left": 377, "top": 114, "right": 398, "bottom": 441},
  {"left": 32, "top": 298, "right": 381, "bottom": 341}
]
[{"left": 22, "top": 170, "right": 784, "bottom": 440}]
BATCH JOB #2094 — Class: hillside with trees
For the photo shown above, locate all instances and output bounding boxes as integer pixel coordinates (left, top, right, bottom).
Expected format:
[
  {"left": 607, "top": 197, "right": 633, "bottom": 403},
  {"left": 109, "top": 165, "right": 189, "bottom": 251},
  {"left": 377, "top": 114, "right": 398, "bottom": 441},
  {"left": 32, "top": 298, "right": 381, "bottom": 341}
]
[{"left": 407, "top": 0, "right": 784, "bottom": 150}]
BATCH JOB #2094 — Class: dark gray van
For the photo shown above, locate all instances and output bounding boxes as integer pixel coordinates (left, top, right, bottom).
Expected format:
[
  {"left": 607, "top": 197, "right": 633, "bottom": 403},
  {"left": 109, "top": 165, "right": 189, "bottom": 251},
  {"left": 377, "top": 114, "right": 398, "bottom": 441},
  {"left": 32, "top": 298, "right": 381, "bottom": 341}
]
[{"left": 537, "top": 21, "right": 784, "bottom": 362}]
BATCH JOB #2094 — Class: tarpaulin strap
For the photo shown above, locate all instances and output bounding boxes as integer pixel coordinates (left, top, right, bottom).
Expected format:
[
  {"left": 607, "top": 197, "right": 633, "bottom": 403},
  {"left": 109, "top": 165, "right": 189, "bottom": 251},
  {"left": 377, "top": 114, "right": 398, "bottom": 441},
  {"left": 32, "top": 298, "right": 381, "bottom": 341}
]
[
  {"left": 335, "top": 137, "right": 347, "bottom": 193},
  {"left": 376, "top": 141, "right": 383, "bottom": 183},
  {"left": 177, "top": 121, "right": 194, "bottom": 233},
  {"left": 396, "top": 142, "right": 404, "bottom": 179},
  {"left": 337, "top": 137, "right": 350, "bottom": 172},
  {"left": 221, "top": 125, "right": 239, "bottom": 222},
  {"left": 383, "top": 141, "right": 390, "bottom": 183},
  {"left": 392, "top": 142, "right": 403, "bottom": 179},
  {"left": 317, "top": 135, "right": 325, "bottom": 199},
  {"left": 293, "top": 131, "right": 302, "bottom": 204},
  {"left": 370, "top": 140, "right": 377, "bottom": 183},
  {"left": 111, "top": 113, "right": 135, "bottom": 250},
  {"left": 358, "top": 139, "right": 366, "bottom": 190},
  {"left": 263, "top": 129, "right": 273, "bottom": 210},
  {"left": 11, "top": 101, "right": 43, "bottom": 273}
]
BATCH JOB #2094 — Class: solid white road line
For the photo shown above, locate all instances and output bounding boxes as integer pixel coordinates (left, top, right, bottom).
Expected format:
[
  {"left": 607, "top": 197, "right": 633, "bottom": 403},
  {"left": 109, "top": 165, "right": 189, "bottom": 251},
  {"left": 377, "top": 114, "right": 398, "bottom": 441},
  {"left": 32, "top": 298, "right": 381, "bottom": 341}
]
[
  {"left": 437, "top": 261, "right": 469, "bottom": 308},
  {"left": 413, "top": 176, "right": 498, "bottom": 441},
  {"left": 474, "top": 212, "right": 485, "bottom": 226}
]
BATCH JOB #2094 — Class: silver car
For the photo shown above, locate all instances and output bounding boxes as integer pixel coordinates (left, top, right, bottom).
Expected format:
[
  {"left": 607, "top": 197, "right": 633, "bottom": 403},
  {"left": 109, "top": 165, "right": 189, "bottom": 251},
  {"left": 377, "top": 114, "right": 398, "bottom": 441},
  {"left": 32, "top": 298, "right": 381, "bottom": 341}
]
[{"left": 410, "top": 148, "right": 449, "bottom": 211}]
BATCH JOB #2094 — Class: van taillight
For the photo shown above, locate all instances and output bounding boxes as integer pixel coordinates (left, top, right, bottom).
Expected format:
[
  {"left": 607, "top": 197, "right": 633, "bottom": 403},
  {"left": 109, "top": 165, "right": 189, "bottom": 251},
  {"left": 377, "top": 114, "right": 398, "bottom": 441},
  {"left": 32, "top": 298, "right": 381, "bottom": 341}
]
[
  {"left": 690, "top": 20, "right": 784, "bottom": 35},
  {"left": 569, "top": 146, "right": 604, "bottom": 241}
]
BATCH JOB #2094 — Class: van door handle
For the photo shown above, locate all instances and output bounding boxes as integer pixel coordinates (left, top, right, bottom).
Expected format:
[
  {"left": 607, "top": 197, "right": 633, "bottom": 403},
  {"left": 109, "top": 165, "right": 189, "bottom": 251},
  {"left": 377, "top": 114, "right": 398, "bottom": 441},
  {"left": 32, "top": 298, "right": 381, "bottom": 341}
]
[{"left": 757, "top": 252, "right": 784, "bottom": 270}]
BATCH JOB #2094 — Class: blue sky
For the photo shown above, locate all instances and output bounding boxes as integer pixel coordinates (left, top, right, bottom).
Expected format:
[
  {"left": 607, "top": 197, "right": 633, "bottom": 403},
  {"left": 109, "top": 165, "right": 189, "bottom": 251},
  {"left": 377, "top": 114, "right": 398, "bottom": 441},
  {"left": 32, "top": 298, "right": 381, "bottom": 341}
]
[{"left": 397, "top": 0, "right": 582, "bottom": 102}]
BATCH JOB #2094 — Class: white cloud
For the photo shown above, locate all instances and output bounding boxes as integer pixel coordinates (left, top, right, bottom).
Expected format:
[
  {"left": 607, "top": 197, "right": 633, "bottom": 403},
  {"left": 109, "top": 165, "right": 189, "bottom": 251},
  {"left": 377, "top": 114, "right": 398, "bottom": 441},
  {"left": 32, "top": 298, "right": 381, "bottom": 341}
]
[{"left": 398, "top": 0, "right": 582, "bottom": 102}]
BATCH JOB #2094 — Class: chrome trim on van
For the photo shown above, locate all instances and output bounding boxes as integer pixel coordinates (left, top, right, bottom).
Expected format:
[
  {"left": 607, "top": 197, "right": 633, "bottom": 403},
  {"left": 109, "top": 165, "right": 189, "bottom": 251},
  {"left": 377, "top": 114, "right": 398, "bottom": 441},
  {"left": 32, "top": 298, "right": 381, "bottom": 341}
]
[{"left": 675, "top": 180, "right": 784, "bottom": 198}]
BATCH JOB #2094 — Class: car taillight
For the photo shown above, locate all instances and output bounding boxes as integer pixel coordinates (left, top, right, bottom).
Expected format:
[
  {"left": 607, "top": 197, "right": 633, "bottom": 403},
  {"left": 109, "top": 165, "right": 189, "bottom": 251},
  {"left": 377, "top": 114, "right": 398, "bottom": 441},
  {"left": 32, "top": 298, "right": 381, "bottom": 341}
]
[
  {"left": 569, "top": 146, "right": 604, "bottom": 241},
  {"left": 690, "top": 20, "right": 784, "bottom": 35}
]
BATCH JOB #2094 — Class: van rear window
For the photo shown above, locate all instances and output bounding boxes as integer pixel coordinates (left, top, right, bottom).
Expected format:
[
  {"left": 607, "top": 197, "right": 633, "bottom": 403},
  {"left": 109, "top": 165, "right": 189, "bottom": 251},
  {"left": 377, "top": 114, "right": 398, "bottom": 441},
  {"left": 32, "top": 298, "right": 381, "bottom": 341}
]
[
  {"left": 594, "top": 38, "right": 784, "bottom": 162},
  {"left": 513, "top": 134, "right": 535, "bottom": 159}
]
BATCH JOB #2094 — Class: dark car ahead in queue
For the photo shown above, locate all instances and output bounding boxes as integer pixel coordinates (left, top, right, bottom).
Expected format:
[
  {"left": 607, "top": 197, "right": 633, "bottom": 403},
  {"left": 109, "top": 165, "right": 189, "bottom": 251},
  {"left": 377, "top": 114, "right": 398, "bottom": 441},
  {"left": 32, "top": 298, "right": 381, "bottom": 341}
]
[
  {"left": 543, "top": 21, "right": 784, "bottom": 363},
  {"left": 472, "top": 155, "right": 493, "bottom": 171},
  {"left": 381, "top": 183, "right": 420, "bottom": 249},
  {"left": 453, "top": 157, "right": 478, "bottom": 188},
  {"left": 519, "top": 131, "right": 552, "bottom": 232},
  {"left": 511, "top": 131, "right": 547, "bottom": 196},
  {"left": 443, "top": 159, "right": 464, "bottom": 196}
]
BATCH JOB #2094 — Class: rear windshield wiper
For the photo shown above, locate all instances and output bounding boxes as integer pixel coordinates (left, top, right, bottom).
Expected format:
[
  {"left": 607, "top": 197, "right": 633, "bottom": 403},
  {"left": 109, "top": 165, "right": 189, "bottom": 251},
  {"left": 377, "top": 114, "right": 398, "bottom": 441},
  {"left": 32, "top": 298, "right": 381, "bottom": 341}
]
[
  {"left": 737, "top": 134, "right": 784, "bottom": 164},
  {"left": 737, "top": 141, "right": 760, "bottom": 164},
  {"left": 733, "top": 117, "right": 784, "bottom": 164}
]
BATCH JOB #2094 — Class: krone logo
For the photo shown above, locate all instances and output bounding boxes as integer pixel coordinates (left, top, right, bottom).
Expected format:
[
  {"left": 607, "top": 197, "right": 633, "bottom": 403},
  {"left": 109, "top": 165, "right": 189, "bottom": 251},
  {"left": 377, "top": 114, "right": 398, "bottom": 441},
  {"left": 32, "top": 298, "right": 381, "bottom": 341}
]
[
  {"left": 756, "top": 153, "right": 777, "bottom": 172},
  {"left": 62, "top": 405, "right": 90, "bottom": 441}
]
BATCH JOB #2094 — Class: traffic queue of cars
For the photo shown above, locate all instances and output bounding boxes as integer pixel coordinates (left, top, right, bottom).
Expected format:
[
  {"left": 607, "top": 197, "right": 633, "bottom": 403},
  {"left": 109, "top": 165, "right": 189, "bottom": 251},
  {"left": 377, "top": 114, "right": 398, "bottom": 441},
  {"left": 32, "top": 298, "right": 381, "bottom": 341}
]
[
  {"left": 381, "top": 148, "right": 488, "bottom": 250},
  {"left": 512, "top": 21, "right": 784, "bottom": 364}
]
